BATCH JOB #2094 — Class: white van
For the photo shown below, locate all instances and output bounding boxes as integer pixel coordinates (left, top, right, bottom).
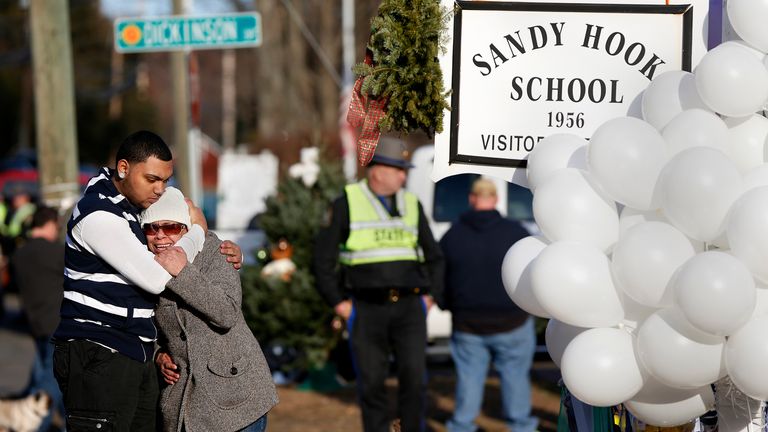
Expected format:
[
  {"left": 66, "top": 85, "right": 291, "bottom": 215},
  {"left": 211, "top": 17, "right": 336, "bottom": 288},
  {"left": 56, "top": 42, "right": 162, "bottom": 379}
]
[{"left": 406, "top": 146, "right": 537, "bottom": 353}]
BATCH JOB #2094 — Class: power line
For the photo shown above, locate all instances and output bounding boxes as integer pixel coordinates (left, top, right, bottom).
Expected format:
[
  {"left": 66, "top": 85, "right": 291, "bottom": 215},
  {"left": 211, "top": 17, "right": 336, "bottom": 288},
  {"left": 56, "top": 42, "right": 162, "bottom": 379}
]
[{"left": 279, "top": 0, "right": 342, "bottom": 89}]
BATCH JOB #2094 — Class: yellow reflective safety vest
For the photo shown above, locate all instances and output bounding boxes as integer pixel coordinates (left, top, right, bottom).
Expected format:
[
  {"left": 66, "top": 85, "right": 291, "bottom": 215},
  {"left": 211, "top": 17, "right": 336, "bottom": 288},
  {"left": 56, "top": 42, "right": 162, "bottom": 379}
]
[
  {"left": 0, "top": 202, "right": 7, "bottom": 236},
  {"left": 6, "top": 202, "right": 35, "bottom": 238},
  {"left": 340, "top": 180, "right": 422, "bottom": 266}
]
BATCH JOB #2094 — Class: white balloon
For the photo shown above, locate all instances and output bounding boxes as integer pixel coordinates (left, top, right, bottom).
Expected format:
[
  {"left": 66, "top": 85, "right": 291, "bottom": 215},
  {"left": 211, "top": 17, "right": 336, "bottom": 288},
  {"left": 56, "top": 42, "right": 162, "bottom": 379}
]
[
  {"left": 725, "top": 316, "right": 768, "bottom": 400},
  {"left": 727, "top": 186, "right": 768, "bottom": 284},
  {"left": 620, "top": 208, "right": 707, "bottom": 252},
  {"left": 619, "top": 207, "right": 666, "bottom": 236},
  {"left": 624, "top": 376, "right": 714, "bottom": 427},
  {"left": 531, "top": 241, "right": 624, "bottom": 328},
  {"left": 636, "top": 309, "right": 726, "bottom": 389},
  {"left": 662, "top": 109, "right": 728, "bottom": 157},
  {"left": 673, "top": 251, "right": 756, "bottom": 336},
  {"left": 709, "top": 230, "right": 731, "bottom": 251},
  {"left": 727, "top": 0, "right": 768, "bottom": 54},
  {"left": 561, "top": 328, "right": 644, "bottom": 407},
  {"left": 588, "top": 117, "right": 667, "bottom": 210},
  {"left": 659, "top": 147, "right": 743, "bottom": 242},
  {"left": 501, "top": 236, "right": 551, "bottom": 318},
  {"left": 623, "top": 212, "right": 709, "bottom": 253},
  {"left": 723, "top": 114, "right": 768, "bottom": 173},
  {"left": 619, "top": 291, "right": 658, "bottom": 333},
  {"left": 544, "top": 319, "right": 587, "bottom": 368},
  {"left": 743, "top": 165, "right": 768, "bottom": 192},
  {"left": 752, "top": 286, "right": 768, "bottom": 318},
  {"left": 612, "top": 222, "right": 695, "bottom": 308},
  {"left": 526, "top": 133, "right": 588, "bottom": 191},
  {"left": 641, "top": 71, "right": 708, "bottom": 131},
  {"left": 695, "top": 42, "right": 768, "bottom": 117},
  {"left": 719, "top": 40, "right": 768, "bottom": 60},
  {"left": 533, "top": 169, "right": 619, "bottom": 252}
]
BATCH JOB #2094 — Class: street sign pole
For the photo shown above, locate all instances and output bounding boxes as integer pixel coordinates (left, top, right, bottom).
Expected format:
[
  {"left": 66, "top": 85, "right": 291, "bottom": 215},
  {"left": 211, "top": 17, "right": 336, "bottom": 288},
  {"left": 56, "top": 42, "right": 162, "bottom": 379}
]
[{"left": 169, "top": 0, "right": 192, "bottom": 204}]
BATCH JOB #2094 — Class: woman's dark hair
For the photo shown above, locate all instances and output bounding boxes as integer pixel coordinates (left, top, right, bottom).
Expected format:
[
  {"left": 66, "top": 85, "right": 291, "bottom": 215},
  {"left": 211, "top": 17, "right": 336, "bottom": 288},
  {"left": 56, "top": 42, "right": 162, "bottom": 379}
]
[{"left": 114, "top": 130, "right": 172, "bottom": 166}]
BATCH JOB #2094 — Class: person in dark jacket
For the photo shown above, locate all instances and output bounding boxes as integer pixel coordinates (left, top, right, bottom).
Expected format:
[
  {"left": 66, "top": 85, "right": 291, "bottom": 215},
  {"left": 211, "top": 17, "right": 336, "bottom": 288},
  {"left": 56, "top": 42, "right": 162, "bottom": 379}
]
[
  {"left": 11, "top": 206, "right": 65, "bottom": 430},
  {"left": 313, "top": 136, "right": 444, "bottom": 432},
  {"left": 439, "top": 178, "right": 538, "bottom": 432}
]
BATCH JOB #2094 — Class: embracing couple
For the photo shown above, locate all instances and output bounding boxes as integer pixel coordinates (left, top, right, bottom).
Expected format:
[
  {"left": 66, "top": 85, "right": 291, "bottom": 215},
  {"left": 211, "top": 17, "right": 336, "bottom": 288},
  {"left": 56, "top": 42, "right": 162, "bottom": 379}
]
[{"left": 52, "top": 131, "right": 278, "bottom": 432}]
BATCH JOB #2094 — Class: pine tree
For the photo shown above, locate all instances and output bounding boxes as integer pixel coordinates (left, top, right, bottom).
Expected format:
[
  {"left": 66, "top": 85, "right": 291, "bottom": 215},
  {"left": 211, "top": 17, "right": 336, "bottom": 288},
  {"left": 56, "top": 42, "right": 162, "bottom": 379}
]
[
  {"left": 240, "top": 157, "right": 347, "bottom": 372},
  {"left": 353, "top": 0, "right": 451, "bottom": 137}
]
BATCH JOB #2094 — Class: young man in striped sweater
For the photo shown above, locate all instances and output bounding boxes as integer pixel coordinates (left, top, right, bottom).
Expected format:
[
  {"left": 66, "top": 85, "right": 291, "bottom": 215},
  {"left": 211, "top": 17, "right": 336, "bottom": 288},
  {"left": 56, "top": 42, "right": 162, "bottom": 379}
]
[{"left": 52, "top": 130, "right": 240, "bottom": 432}]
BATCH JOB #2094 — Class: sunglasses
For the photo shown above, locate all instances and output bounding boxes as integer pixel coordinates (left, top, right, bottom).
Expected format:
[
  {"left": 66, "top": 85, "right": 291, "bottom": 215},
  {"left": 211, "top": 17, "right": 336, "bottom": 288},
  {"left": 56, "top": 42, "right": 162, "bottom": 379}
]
[{"left": 142, "top": 222, "right": 187, "bottom": 236}]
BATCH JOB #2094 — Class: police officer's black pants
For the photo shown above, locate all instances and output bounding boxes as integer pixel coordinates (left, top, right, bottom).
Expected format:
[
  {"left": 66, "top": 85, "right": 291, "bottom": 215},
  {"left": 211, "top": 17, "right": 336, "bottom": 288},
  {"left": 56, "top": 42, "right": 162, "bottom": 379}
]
[
  {"left": 53, "top": 340, "right": 159, "bottom": 432},
  {"left": 349, "top": 294, "right": 427, "bottom": 432}
]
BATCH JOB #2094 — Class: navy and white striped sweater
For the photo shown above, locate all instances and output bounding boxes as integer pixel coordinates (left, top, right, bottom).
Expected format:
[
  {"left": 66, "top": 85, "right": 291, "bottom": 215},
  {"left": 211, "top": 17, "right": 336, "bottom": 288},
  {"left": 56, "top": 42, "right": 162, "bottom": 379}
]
[{"left": 54, "top": 168, "right": 158, "bottom": 362}]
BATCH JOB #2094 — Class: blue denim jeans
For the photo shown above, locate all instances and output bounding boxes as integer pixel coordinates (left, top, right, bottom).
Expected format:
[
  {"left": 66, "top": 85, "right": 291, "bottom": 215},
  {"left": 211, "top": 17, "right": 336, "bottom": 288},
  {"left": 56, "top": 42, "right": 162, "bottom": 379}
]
[
  {"left": 30, "top": 338, "right": 65, "bottom": 431},
  {"left": 239, "top": 415, "right": 267, "bottom": 432},
  {"left": 446, "top": 318, "right": 538, "bottom": 432}
]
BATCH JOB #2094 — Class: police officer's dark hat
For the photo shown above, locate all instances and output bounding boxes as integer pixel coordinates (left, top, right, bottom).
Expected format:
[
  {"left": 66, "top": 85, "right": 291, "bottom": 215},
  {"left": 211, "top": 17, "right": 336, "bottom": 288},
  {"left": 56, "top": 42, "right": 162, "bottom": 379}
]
[{"left": 369, "top": 135, "right": 414, "bottom": 169}]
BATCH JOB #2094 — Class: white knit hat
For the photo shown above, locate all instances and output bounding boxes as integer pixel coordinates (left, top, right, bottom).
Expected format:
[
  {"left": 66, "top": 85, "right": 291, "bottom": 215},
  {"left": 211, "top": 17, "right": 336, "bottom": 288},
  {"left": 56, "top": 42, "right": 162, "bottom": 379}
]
[{"left": 140, "top": 187, "right": 191, "bottom": 228}]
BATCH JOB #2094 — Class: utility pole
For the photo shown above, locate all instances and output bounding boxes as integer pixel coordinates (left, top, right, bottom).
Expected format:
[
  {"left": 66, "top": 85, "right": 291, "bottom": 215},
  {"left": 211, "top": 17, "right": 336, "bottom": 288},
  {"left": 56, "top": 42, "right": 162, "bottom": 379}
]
[
  {"left": 109, "top": 50, "right": 124, "bottom": 120},
  {"left": 221, "top": 49, "right": 237, "bottom": 151},
  {"left": 342, "top": 0, "right": 355, "bottom": 87},
  {"left": 29, "top": 0, "right": 79, "bottom": 210},
  {"left": 341, "top": 0, "right": 357, "bottom": 180},
  {"left": 171, "top": 0, "right": 192, "bottom": 198},
  {"left": 188, "top": 52, "right": 202, "bottom": 206}
]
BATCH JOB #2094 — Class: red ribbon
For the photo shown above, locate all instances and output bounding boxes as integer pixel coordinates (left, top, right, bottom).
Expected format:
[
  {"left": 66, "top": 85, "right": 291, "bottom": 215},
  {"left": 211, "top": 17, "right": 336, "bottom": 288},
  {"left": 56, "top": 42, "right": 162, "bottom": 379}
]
[{"left": 347, "top": 52, "right": 388, "bottom": 166}]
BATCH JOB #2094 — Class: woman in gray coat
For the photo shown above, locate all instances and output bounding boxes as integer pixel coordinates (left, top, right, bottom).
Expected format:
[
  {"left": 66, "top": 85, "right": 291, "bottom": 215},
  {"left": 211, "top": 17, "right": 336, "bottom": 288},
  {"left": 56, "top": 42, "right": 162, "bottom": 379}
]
[{"left": 143, "top": 188, "right": 278, "bottom": 432}]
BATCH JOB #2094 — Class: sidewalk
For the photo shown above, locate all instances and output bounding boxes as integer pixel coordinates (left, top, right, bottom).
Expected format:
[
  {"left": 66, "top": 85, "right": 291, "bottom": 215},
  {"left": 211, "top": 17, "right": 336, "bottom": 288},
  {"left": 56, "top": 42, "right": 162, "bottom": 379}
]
[
  {"left": 267, "top": 361, "right": 562, "bottom": 432},
  {"left": 0, "top": 293, "right": 36, "bottom": 398}
]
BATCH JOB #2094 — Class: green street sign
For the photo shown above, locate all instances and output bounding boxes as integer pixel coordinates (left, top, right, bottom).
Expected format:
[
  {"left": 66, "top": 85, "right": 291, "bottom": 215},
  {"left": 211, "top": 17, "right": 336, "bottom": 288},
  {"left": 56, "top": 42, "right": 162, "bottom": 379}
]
[{"left": 114, "top": 12, "right": 262, "bottom": 53}]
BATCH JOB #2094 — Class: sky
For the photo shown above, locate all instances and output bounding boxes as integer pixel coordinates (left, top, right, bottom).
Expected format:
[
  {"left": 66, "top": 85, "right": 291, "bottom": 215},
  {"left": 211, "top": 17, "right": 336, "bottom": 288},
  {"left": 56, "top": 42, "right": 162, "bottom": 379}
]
[
  {"left": 100, "top": 0, "right": 255, "bottom": 19},
  {"left": 100, "top": 0, "right": 724, "bottom": 46}
]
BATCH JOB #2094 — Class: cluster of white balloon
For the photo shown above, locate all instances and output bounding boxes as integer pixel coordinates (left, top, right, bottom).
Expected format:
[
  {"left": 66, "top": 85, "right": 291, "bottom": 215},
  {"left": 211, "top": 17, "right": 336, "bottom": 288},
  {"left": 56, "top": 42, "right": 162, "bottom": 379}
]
[{"left": 502, "top": 0, "right": 768, "bottom": 427}]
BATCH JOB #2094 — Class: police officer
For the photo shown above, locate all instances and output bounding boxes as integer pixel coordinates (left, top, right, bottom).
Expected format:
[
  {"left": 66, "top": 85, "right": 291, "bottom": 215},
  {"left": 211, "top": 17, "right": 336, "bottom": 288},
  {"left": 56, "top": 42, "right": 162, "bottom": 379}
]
[{"left": 314, "top": 135, "right": 444, "bottom": 432}]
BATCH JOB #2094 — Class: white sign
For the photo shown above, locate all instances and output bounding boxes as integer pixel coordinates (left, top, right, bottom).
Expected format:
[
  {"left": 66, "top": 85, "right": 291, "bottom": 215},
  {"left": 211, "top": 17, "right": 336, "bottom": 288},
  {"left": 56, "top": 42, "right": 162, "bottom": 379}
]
[
  {"left": 433, "top": 0, "right": 710, "bottom": 186},
  {"left": 216, "top": 150, "right": 278, "bottom": 230}
]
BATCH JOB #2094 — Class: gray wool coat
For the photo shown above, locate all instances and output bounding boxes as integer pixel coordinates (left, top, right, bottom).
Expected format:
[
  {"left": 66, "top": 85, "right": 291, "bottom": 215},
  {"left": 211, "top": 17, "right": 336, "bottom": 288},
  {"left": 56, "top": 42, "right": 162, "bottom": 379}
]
[{"left": 155, "top": 232, "right": 278, "bottom": 432}]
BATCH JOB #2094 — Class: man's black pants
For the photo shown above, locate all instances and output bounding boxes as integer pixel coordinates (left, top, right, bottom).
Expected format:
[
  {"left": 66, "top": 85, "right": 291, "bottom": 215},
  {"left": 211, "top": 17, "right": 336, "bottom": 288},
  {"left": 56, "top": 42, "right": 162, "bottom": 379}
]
[
  {"left": 349, "top": 293, "right": 427, "bottom": 432},
  {"left": 53, "top": 340, "right": 159, "bottom": 432}
]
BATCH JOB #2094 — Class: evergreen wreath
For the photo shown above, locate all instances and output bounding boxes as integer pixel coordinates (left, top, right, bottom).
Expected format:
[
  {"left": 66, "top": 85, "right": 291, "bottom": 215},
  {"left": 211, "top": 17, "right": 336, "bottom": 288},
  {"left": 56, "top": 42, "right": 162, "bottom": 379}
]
[{"left": 353, "top": 0, "right": 451, "bottom": 137}]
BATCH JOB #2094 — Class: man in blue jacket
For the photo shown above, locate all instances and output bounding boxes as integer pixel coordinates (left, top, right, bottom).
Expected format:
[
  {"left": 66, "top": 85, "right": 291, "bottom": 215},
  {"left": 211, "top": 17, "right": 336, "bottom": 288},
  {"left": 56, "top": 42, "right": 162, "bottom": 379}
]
[{"left": 439, "top": 178, "right": 538, "bottom": 432}]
